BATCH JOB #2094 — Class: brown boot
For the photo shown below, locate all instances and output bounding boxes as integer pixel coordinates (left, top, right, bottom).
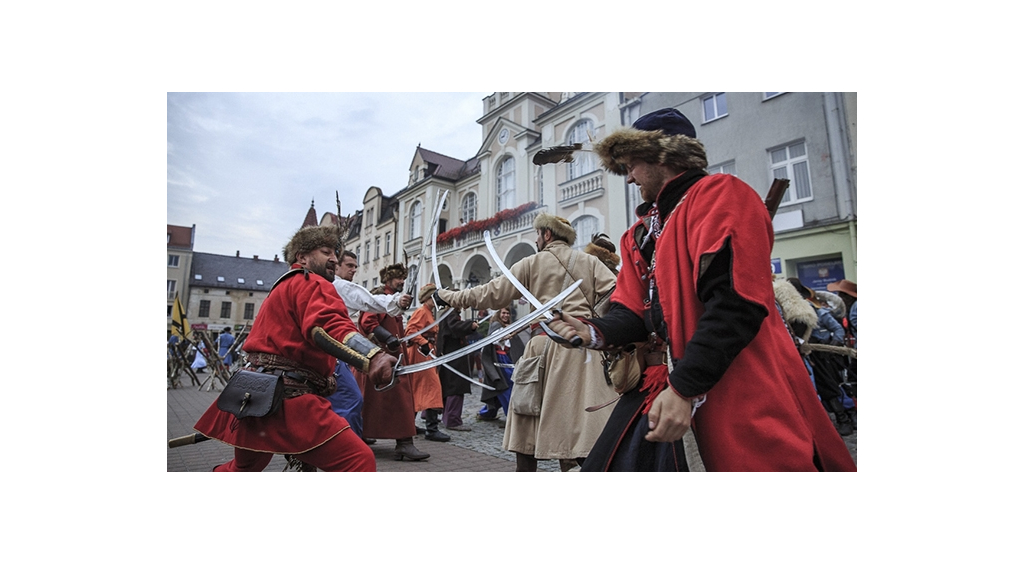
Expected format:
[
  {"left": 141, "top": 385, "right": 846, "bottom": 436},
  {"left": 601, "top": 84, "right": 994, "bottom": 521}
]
[{"left": 394, "top": 438, "right": 429, "bottom": 461}]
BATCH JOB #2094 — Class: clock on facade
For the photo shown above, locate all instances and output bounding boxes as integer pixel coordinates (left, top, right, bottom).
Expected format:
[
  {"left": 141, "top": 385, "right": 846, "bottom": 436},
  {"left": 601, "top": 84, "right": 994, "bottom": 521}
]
[{"left": 498, "top": 128, "right": 509, "bottom": 145}]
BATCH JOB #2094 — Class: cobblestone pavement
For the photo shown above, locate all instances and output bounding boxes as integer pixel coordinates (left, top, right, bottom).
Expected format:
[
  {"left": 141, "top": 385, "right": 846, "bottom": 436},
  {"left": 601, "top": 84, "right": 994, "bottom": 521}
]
[{"left": 168, "top": 370, "right": 855, "bottom": 472}]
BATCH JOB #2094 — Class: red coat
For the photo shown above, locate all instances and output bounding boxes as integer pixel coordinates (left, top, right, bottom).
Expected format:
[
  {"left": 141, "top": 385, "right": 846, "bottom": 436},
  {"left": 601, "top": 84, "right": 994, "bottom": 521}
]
[
  {"left": 355, "top": 287, "right": 417, "bottom": 439},
  {"left": 618, "top": 175, "right": 855, "bottom": 471},
  {"left": 194, "top": 265, "right": 356, "bottom": 453}
]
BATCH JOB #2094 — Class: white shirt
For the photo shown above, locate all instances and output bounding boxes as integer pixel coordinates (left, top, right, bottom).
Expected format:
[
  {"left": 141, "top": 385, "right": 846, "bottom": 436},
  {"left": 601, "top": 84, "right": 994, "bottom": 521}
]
[{"left": 332, "top": 277, "right": 405, "bottom": 324}]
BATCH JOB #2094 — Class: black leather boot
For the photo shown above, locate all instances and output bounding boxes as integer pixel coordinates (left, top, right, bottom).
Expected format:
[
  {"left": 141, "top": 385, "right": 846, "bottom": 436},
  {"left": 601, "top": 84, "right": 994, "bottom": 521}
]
[
  {"left": 394, "top": 438, "right": 430, "bottom": 461},
  {"left": 424, "top": 409, "right": 450, "bottom": 442}
]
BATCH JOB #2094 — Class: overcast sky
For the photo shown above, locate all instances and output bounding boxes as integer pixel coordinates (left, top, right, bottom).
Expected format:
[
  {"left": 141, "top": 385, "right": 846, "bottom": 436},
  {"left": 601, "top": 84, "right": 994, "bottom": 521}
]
[{"left": 167, "top": 92, "right": 491, "bottom": 259}]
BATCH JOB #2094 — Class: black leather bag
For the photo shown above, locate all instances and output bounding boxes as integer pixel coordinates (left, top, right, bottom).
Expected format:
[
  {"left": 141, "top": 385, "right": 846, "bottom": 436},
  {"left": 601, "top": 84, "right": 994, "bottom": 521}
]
[{"left": 217, "top": 370, "right": 284, "bottom": 419}]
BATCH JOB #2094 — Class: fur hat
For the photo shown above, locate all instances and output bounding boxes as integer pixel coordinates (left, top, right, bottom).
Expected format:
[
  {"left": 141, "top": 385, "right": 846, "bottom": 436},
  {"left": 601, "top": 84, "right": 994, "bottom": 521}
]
[
  {"left": 417, "top": 283, "right": 436, "bottom": 304},
  {"left": 283, "top": 225, "right": 342, "bottom": 265},
  {"left": 379, "top": 263, "right": 408, "bottom": 283},
  {"left": 593, "top": 108, "right": 707, "bottom": 175},
  {"left": 533, "top": 213, "right": 576, "bottom": 246},
  {"left": 584, "top": 233, "right": 620, "bottom": 272}
]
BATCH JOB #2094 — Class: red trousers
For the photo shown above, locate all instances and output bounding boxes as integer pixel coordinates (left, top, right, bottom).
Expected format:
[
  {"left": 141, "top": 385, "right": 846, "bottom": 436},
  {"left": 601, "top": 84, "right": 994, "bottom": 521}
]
[{"left": 214, "top": 428, "right": 375, "bottom": 472}]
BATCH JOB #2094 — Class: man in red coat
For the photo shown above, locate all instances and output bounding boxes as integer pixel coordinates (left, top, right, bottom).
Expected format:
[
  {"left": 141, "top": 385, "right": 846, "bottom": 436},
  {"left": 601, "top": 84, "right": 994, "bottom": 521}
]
[
  {"left": 550, "top": 108, "right": 856, "bottom": 471},
  {"left": 194, "top": 225, "right": 398, "bottom": 471}
]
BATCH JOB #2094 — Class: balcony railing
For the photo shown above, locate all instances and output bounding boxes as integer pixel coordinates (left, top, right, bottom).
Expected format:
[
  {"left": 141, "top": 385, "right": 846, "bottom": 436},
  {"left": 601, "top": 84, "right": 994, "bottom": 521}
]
[
  {"left": 559, "top": 170, "right": 603, "bottom": 203},
  {"left": 436, "top": 206, "right": 546, "bottom": 254}
]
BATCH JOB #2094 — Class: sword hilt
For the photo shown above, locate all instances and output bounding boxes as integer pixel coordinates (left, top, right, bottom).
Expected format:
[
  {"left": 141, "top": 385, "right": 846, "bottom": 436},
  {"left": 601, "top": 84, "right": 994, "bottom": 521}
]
[{"left": 168, "top": 433, "right": 211, "bottom": 448}]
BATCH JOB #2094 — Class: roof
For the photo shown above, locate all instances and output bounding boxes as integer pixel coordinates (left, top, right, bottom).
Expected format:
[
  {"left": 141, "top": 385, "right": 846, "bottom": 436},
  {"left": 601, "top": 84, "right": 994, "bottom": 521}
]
[
  {"left": 302, "top": 200, "right": 318, "bottom": 227},
  {"left": 167, "top": 224, "right": 194, "bottom": 249},
  {"left": 190, "top": 252, "right": 291, "bottom": 292},
  {"left": 417, "top": 147, "right": 476, "bottom": 181}
]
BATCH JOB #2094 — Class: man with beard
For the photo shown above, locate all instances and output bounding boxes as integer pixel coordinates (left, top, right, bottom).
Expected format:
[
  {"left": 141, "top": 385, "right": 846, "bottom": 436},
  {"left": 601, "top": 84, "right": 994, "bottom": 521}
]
[
  {"left": 358, "top": 263, "right": 429, "bottom": 461},
  {"left": 548, "top": 108, "right": 856, "bottom": 471},
  {"left": 193, "top": 225, "right": 397, "bottom": 471}
]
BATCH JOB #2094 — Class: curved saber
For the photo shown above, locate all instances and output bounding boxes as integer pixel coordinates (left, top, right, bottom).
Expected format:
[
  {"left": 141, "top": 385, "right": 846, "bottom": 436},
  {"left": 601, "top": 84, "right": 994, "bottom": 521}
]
[
  {"left": 429, "top": 352, "right": 495, "bottom": 390},
  {"left": 405, "top": 189, "right": 449, "bottom": 296},
  {"left": 395, "top": 279, "right": 582, "bottom": 375},
  {"left": 400, "top": 306, "right": 454, "bottom": 343},
  {"left": 430, "top": 190, "right": 449, "bottom": 289},
  {"left": 483, "top": 230, "right": 581, "bottom": 347}
]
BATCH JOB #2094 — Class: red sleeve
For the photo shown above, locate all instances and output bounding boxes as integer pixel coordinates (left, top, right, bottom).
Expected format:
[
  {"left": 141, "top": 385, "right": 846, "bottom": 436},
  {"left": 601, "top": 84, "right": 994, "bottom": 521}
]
[
  {"left": 610, "top": 220, "right": 648, "bottom": 317},
  {"left": 683, "top": 174, "right": 776, "bottom": 310},
  {"left": 359, "top": 310, "right": 384, "bottom": 337}
]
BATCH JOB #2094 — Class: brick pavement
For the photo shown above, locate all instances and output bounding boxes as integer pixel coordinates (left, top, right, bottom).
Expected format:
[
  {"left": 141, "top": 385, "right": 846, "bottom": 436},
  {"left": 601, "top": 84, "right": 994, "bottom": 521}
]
[{"left": 168, "top": 370, "right": 856, "bottom": 472}]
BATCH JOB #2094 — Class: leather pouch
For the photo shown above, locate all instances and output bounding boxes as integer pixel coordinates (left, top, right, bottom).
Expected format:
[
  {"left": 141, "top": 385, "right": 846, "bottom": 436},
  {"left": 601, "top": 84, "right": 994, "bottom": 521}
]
[{"left": 217, "top": 369, "right": 284, "bottom": 419}]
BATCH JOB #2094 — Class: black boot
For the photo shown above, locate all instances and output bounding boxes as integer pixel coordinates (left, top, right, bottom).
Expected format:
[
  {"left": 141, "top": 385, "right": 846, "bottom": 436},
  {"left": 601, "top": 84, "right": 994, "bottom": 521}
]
[
  {"left": 424, "top": 409, "right": 450, "bottom": 442},
  {"left": 394, "top": 438, "right": 430, "bottom": 461}
]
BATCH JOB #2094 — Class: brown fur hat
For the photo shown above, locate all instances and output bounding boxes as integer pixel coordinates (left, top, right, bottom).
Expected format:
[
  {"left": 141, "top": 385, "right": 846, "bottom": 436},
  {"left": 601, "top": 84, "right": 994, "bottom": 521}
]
[
  {"left": 417, "top": 283, "right": 436, "bottom": 304},
  {"left": 533, "top": 213, "right": 576, "bottom": 246},
  {"left": 593, "top": 128, "right": 707, "bottom": 176},
  {"left": 584, "top": 233, "right": 620, "bottom": 272},
  {"left": 283, "top": 225, "right": 342, "bottom": 264},
  {"left": 379, "top": 263, "right": 408, "bottom": 283}
]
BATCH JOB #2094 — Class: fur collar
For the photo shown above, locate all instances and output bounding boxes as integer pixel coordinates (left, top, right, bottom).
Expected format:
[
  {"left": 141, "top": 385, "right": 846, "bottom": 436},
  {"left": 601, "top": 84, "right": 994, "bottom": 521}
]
[{"left": 774, "top": 279, "right": 818, "bottom": 329}]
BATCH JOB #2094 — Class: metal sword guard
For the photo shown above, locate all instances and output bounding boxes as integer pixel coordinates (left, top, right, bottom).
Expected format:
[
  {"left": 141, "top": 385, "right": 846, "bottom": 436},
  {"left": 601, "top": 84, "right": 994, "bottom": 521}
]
[{"left": 374, "top": 353, "right": 403, "bottom": 392}]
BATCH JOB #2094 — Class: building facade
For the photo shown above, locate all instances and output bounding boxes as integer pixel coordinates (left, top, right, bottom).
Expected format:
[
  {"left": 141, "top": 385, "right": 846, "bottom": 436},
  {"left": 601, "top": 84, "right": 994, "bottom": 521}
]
[
  {"left": 323, "top": 92, "right": 857, "bottom": 321},
  {"left": 185, "top": 252, "right": 290, "bottom": 334},
  {"left": 167, "top": 224, "right": 196, "bottom": 335}
]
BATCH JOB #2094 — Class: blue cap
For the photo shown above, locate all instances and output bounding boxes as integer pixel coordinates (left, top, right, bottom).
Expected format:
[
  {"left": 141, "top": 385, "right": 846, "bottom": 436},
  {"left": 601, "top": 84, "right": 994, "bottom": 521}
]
[{"left": 632, "top": 108, "right": 696, "bottom": 138}]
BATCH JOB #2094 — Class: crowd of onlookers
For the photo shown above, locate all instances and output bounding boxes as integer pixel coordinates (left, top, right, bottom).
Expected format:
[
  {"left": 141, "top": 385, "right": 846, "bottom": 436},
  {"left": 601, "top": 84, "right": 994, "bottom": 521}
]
[{"left": 774, "top": 277, "right": 858, "bottom": 435}]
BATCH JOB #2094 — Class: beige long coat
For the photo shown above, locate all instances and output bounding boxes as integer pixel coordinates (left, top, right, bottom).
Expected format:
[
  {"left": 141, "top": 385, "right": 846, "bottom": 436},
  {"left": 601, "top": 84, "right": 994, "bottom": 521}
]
[{"left": 436, "top": 240, "right": 618, "bottom": 460}]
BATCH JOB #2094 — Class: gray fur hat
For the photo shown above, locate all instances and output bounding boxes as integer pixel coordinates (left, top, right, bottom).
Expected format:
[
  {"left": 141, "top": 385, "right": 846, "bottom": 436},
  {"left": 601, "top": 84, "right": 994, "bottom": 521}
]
[{"left": 533, "top": 213, "right": 576, "bottom": 246}]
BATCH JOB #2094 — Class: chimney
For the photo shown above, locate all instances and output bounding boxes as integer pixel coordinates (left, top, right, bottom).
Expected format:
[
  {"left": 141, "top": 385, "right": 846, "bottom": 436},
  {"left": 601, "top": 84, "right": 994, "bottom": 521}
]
[
  {"left": 253, "top": 255, "right": 259, "bottom": 260},
  {"left": 236, "top": 251, "right": 240, "bottom": 257},
  {"left": 274, "top": 254, "right": 280, "bottom": 262}
]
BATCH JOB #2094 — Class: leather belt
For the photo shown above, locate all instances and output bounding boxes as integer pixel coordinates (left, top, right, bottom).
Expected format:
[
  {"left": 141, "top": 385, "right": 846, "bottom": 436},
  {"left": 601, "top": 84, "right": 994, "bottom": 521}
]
[{"left": 643, "top": 351, "right": 667, "bottom": 366}]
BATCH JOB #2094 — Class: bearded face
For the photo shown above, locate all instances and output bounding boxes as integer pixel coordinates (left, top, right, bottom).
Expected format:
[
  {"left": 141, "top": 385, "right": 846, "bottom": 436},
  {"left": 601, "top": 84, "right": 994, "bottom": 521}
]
[{"left": 297, "top": 247, "right": 338, "bottom": 281}]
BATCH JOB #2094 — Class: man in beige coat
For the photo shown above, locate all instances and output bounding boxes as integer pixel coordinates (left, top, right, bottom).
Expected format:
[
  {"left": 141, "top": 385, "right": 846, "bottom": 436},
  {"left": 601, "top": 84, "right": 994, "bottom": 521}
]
[{"left": 434, "top": 214, "right": 617, "bottom": 471}]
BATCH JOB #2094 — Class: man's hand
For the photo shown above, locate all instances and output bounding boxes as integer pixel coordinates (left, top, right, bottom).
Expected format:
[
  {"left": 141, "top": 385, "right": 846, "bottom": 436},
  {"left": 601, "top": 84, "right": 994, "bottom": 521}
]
[
  {"left": 398, "top": 294, "right": 413, "bottom": 309},
  {"left": 644, "top": 387, "right": 692, "bottom": 443},
  {"left": 419, "top": 343, "right": 431, "bottom": 356},
  {"left": 547, "top": 312, "right": 591, "bottom": 347},
  {"left": 367, "top": 352, "right": 398, "bottom": 388}
]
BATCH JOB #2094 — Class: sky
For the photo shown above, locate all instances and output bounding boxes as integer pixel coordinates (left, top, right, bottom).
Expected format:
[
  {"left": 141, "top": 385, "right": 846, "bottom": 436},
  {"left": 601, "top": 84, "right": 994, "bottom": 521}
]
[{"left": 167, "top": 92, "right": 491, "bottom": 259}]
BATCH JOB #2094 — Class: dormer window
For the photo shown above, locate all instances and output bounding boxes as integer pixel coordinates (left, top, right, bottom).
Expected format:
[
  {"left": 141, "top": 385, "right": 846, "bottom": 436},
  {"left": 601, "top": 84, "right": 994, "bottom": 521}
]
[
  {"left": 217, "top": 276, "right": 225, "bottom": 282},
  {"left": 237, "top": 278, "right": 245, "bottom": 284}
]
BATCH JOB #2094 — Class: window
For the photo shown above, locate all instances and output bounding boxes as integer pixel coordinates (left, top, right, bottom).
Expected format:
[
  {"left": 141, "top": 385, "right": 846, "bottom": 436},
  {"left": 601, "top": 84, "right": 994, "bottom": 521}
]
[
  {"left": 237, "top": 278, "right": 245, "bottom": 284},
  {"left": 244, "top": 303, "right": 255, "bottom": 320},
  {"left": 364, "top": 242, "right": 370, "bottom": 264},
  {"left": 571, "top": 215, "right": 599, "bottom": 251},
  {"left": 217, "top": 276, "right": 225, "bottom": 282},
  {"left": 410, "top": 201, "right": 423, "bottom": 239},
  {"left": 567, "top": 119, "right": 596, "bottom": 180},
  {"left": 496, "top": 157, "right": 515, "bottom": 211},
  {"left": 355, "top": 245, "right": 361, "bottom": 265},
  {"left": 167, "top": 280, "right": 176, "bottom": 300},
  {"left": 198, "top": 300, "right": 210, "bottom": 317},
  {"left": 365, "top": 207, "right": 373, "bottom": 227},
  {"left": 374, "top": 236, "right": 380, "bottom": 259},
  {"left": 256, "top": 279, "right": 263, "bottom": 286},
  {"left": 702, "top": 93, "right": 727, "bottom": 122},
  {"left": 194, "top": 274, "right": 202, "bottom": 280},
  {"left": 708, "top": 161, "right": 736, "bottom": 176},
  {"left": 220, "top": 302, "right": 232, "bottom": 318},
  {"left": 385, "top": 233, "right": 391, "bottom": 255},
  {"left": 770, "top": 141, "right": 813, "bottom": 205},
  {"left": 461, "top": 192, "right": 477, "bottom": 224},
  {"left": 168, "top": 254, "right": 179, "bottom": 267},
  {"left": 167, "top": 305, "right": 173, "bottom": 317},
  {"left": 372, "top": 277, "right": 378, "bottom": 287}
]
